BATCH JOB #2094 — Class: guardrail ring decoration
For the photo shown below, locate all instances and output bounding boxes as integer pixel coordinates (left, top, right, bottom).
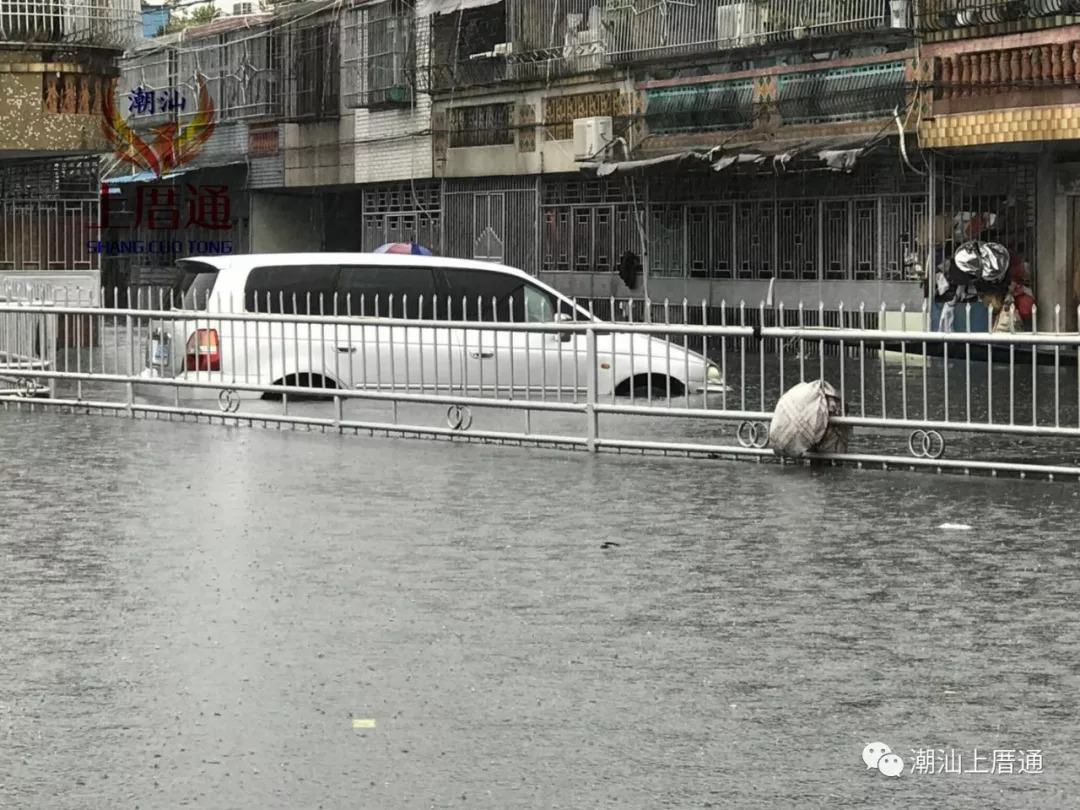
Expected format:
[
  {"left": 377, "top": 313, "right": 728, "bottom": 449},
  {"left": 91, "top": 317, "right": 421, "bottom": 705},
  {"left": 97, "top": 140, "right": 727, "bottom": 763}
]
[
  {"left": 217, "top": 389, "right": 241, "bottom": 413},
  {"left": 908, "top": 429, "right": 945, "bottom": 460},
  {"left": 736, "top": 420, "right": 770, "bottom": 449},
  {"left": 447, "top": 404, "right": 473, "bottom": 431},
  {"left": 16, "top": 377, "right": 34, "bottom": 398}
]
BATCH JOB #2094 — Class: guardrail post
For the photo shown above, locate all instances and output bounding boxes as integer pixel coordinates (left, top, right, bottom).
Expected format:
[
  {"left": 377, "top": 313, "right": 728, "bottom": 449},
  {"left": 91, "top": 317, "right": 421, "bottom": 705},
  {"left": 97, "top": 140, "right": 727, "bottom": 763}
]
[
  {"left": 586, "top": 325, "right": 598, "bottom": 452},
  {"left": 42, "top": 309, "right": 56, "bottom": 399},
  {"left": 126, "top": 311, "right": 134, "bottom": 415}
]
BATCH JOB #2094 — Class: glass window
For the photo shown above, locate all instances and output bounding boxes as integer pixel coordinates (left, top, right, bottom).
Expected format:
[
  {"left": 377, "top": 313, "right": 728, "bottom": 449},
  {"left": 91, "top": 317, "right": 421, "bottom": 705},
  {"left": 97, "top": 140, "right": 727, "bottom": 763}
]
[
  {"left": 437, "top": 268, "right": 526, "bottom": 322},
  {"left": 543, "top": 290, "right": 589, "bottom": 321},
  {"left": 175, "top": 268, "right": 219, "bottom": 311},
  {"left": 337, "top": 265, "right": 440, "bottom": 319},
  {"left": 523, "top": 284, "right": 556, "bottom": 323},
  {"left": 171, "top": 261, "right": 220, "bottom": 310},
  {"left": 244, "top": 265, "right": 341, "bottom": 314}
]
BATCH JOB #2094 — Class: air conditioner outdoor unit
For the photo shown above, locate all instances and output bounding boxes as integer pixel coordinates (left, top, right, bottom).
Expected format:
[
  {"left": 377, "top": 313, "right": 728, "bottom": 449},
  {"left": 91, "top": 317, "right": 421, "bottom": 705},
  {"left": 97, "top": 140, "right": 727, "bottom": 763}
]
[
  {"left": 716, "top": 2, "right": 765, "bottom": 48},
  {"left": 566, "top": 29, "right": 607, "bottom": 73},
  {"left": 573, "top": 116, "right": 613, "bottom": 161}
]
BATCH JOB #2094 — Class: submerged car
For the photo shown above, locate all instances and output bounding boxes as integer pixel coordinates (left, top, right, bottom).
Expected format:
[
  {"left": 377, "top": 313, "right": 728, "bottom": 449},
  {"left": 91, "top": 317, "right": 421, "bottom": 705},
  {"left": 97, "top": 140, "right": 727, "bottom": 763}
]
[{"left": 134, "top": 253, "right": 727, "bottom": 401}]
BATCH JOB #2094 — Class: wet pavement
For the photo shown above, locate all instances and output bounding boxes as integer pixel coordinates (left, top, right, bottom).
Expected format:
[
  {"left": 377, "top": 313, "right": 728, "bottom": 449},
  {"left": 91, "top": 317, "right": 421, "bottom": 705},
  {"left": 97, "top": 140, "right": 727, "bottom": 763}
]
[{"left": 1, "top": 409, "right": 1079, "bottom": 809}]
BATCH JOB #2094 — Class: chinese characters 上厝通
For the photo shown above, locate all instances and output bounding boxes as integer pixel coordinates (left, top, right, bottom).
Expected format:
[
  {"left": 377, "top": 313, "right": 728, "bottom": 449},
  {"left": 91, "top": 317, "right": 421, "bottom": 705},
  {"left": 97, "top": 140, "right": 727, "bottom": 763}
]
[{"left": 93, "top": 185, "right": 233, "bottom": 232}]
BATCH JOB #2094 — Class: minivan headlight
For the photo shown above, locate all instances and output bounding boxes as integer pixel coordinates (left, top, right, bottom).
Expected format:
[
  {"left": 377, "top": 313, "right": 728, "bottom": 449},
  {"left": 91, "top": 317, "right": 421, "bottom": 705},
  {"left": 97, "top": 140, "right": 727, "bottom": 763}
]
[{"left": 707, "top": 364, "right": 722, "bottom": 383}]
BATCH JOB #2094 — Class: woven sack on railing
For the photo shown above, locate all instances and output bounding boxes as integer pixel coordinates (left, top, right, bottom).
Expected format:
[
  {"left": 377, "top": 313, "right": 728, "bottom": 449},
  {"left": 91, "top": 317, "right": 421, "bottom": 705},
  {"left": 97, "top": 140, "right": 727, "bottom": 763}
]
[
  {"left": 813, "top": 382, "right": 851, "bottom": 455},
  {"left": 769, "top": 380, "right": 831, "bottom": 459}
]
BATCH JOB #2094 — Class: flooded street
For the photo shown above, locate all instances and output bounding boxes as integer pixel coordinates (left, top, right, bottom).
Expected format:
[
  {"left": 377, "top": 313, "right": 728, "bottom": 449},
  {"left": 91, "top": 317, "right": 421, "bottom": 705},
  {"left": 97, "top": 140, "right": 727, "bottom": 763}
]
[{"left": 2, "top": 410, "right": 1079, "bottom": 809}]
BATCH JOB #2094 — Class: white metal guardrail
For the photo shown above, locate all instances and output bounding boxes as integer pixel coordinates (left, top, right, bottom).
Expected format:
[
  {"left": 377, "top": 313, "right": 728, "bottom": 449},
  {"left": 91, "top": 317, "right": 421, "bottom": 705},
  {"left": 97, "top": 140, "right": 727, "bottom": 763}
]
[
  {"left": 0, "top": 282, "right": 57, "bottom": 398},
  {"left": 3, "top": 291, "right": 1080, "bottom": 480}
]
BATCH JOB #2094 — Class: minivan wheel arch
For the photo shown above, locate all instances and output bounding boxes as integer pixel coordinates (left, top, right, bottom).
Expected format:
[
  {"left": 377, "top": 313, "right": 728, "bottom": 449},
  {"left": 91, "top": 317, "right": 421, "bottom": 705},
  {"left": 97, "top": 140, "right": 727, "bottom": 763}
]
[{"left": 614, "top": 373, "right": 686, "bottom": 399}]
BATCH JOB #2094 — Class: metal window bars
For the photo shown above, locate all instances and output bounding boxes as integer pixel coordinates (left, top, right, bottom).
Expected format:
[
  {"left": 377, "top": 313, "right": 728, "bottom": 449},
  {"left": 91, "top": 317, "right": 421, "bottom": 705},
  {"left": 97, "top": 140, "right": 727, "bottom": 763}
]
[
  {"left": 343, "top": 0, "right": 416, "bottom": 109},
  {"left": 280, "top": 12, "right": 342, "bottom": 122},
  {"left": 0, "top": 0, "right": 141, "bottom": 50},
  {"left": 916, "top": 0, "right": 1080, "bottom": 33},
  {"left": 423, "top": 2, "right": 506, "bottom": 93},
  {"left": 446, "top": 103, "right": 513, "bottom": 148},
  {"left": 0, "top": 157, "right": 100, "bottom": 273},
  {"left": 121, "top": 19, "right": 282, "bottom": 128},
  {"left": 496, "top": 0, "right": 910, "bottom": 74}
]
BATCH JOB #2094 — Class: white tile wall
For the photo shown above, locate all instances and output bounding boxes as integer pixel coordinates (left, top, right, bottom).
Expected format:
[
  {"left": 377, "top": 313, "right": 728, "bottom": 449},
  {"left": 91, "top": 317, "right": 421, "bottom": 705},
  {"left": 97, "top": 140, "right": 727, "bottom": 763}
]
[{"left": 353, "top": 16, "right": 433, "bottom": 184}]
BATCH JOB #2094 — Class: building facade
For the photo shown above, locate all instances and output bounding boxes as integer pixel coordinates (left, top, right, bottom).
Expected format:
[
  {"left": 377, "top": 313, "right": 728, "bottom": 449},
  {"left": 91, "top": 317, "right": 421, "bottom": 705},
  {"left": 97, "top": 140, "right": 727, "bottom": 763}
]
[
  {"left": 0, "top": 0, "right": 141, "bottom": 319},
  {"left": 916, "top": 1, "right": 1080, "bottom": 331},
  {"left": 102, "top": 0, "right": 1080, "bottom": 330}
]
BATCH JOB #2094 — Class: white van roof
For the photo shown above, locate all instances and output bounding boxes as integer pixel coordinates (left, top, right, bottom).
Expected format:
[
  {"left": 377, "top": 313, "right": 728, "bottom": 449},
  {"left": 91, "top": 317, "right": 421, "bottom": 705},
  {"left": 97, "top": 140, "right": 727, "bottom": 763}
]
[{"left": 177, "top": 253, "right": 535, "bottom": 283}]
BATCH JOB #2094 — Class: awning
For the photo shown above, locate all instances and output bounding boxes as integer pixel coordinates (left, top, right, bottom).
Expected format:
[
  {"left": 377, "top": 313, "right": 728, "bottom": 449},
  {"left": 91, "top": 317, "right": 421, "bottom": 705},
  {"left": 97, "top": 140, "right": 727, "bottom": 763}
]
[
  {"left": 416, "top": 0, "right": 502, "bottom": 16},
  {"left": 102, "top": 167, "right": 195, "bottom": 186},
  {"left": 102, "top": 160, "right": 247, "bottom": 189},
  {"left": 581, "top": 134, "right": 888, "bottom": 177},
  {"left": 584, "top": 151, "right": 718, "bottom": 176}
]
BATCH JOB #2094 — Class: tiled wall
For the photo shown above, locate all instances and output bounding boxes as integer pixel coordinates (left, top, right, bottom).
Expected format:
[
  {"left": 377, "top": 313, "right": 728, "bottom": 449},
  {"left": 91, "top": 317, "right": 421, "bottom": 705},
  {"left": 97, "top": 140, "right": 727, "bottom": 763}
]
[{"left": 920, "top": 106, "right": 1080, "bottom": 147}]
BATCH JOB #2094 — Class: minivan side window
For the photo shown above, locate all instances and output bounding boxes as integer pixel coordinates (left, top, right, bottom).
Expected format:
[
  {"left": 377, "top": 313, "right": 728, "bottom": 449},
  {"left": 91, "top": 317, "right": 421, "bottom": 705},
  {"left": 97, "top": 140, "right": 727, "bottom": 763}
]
[
  {"left": 523, "top": 284, "right": 556, "bottom": 322},
  {"left": 520, "top": 284, "right": 588, "bottom": 322},
  {"left": 438, "top": 268, "right": 528, "bottom": 323},
  {"left": 245, "top": 265, "right": 341, "bottom": 314},
  {"left": 337, "top": 266, "right": 441, "bottom": 319}
]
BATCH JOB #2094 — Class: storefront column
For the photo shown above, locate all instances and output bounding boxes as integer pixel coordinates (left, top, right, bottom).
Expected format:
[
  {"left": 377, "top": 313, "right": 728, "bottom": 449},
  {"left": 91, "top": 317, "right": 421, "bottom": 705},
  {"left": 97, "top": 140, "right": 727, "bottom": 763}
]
[{"left": 1037, "top": 148, "right": 1073, "bottom": 332}]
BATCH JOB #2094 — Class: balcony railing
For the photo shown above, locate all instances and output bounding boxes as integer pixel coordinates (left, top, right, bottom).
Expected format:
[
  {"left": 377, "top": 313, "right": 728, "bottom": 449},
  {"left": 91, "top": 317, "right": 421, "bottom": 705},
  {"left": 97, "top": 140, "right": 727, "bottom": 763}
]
[
  {"left": 343, "top": 0, "right": 417, "bottom": 109},
  {"left": 118, "top": 17, "right": 282, "bottom": 128},
  {"left": 426, "top": 1, "right": 506, "bottom": 92},
  {"left": 0, "top": 0, "right": 141, "bottom": 50},
  {"left": 499, "top": 0, "right": 910, "bottom": 75},
  {"left": 182, "top": 18, "right": 282, "bottom": 122},
  {"left": 935, "top": 40, "right": 1080, "bottom": 102},
  {"left": 641, "top": 59, "right": 910, "bottom": 137},
  {"left": 918, "top": 1, "right": 1080, "bottom": 33}
]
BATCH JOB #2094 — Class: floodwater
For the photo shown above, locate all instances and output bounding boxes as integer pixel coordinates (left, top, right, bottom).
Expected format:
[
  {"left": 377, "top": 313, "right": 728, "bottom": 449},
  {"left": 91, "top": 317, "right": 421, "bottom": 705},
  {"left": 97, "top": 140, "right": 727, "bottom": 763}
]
[{"left": 2, "top": 409, "right": 1079, "bottom": 809}]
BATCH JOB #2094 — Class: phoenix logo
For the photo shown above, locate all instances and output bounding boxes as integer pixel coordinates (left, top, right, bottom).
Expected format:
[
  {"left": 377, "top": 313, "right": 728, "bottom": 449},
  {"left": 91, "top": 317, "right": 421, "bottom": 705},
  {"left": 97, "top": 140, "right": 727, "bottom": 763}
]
[{"left": 102, "top": 74, "right": 216, "bottom": 179}]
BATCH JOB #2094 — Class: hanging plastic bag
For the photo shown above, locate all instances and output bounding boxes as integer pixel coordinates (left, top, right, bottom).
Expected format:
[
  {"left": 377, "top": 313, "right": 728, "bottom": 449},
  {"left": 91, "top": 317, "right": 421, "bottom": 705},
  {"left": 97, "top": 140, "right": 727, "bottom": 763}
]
[
  {"left": 935, "top": 270, "right": 950, "bottom": 297},
  {"left": 953, "top": 240, "right": 1010, "bottom": 284}
]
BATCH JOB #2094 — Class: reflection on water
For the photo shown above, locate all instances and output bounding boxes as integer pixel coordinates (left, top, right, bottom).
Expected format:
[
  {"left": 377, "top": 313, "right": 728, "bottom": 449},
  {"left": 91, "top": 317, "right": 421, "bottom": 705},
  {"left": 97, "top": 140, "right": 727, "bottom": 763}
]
[{"left": 1, "top": 411, "right": 1079, "bottom": 808}]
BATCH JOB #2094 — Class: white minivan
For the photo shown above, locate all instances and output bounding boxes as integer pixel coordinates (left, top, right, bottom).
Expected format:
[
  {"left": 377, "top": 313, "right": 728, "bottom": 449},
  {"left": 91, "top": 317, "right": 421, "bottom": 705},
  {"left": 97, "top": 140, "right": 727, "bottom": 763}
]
[{"left": 134, "top": 253, "right": 727, "bottom": 401}]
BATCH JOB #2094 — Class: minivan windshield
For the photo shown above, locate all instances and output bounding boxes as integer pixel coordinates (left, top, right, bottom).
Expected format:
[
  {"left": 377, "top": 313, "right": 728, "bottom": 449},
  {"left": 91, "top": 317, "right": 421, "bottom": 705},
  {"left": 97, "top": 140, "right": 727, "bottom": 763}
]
[{"left": 173, "top": 263, "right": 219, "bottom": 310}]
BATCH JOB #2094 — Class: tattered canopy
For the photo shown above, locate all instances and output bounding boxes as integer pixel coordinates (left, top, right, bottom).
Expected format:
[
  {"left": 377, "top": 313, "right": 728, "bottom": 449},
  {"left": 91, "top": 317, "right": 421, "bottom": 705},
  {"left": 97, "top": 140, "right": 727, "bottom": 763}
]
[
  {"left": 416, "top": 0, "right": 503, "bottom": 16},
  {"left": 579, "top": 135, "right": 885, "bottom": 177}
]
